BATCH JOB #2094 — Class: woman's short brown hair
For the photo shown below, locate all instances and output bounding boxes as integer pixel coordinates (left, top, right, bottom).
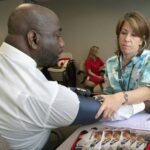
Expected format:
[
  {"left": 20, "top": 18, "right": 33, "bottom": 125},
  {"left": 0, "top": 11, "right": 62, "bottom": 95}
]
[{"left": 115, "top": 11, "right": 150, "bottom": 55}]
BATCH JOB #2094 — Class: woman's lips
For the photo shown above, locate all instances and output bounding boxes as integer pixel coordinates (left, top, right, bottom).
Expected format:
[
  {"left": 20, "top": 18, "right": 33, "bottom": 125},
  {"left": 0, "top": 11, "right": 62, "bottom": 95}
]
[{"left": 121, "top": 44, "right": 130, "bottom": 49}]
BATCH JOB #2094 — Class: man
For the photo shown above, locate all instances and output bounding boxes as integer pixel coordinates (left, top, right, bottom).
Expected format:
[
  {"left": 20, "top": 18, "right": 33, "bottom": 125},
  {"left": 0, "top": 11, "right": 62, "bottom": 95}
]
[{"left": 0, "top": 3, "right": 102, "bottom": 150}]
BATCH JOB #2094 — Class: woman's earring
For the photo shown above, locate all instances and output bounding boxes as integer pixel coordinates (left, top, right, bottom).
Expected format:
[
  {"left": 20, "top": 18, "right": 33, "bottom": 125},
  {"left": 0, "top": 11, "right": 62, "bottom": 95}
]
[
  {"left": 138, "top": 40, "right": 146, "bottom": 56},
  {"left": 143, "top": 40, "right": 147, "bottom": 49},
  {"left": 140, "top": 40, "right": 147, "bottom": 51}
]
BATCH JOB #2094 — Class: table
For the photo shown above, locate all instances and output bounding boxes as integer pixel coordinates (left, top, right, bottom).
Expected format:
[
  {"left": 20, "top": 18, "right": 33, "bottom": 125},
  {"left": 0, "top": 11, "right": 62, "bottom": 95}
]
[
  {"left": 57, "top": 112, "right": 150, "bottom": 150},
  {"left": 56, "top": 122, "right": 101, "bottom": 150}
]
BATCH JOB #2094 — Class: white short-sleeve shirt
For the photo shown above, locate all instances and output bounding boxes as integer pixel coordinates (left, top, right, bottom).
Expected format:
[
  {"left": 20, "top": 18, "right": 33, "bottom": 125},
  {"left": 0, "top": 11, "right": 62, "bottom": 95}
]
[{"left": 0, "top": 43, "right": 79, "bottom": 150}]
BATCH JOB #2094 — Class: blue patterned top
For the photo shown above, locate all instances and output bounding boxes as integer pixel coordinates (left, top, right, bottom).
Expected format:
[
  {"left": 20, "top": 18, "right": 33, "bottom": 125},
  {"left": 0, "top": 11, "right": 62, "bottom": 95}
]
[{"left": 103, "top": 50, "right": 150, "bottom": 94}]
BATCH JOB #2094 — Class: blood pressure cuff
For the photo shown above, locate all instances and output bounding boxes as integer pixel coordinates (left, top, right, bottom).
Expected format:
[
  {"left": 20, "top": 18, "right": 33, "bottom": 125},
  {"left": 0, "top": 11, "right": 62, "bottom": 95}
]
[{"left": 71, "top": 95, "right": 102, "bottom": 125}]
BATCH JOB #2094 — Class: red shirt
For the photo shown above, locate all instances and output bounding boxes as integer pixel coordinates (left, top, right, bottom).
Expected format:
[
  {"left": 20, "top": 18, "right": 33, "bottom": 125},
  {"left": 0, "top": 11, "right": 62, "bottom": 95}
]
[{"left": 84, "top": 56, "right": 104, "bottom": 84}]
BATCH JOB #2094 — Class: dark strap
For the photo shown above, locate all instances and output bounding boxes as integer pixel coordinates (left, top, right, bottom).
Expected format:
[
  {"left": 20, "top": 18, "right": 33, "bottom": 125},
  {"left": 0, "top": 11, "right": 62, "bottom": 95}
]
[{"left": 71, "top": 95, "right": 102, "bottom": 125}]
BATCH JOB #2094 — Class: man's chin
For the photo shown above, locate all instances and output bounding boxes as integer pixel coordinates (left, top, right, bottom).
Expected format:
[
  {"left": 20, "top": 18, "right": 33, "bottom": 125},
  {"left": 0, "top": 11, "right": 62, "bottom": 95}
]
[
  {"left": 48, "top": 60, "right": 58, "bottom": 67},
  {"left": 38, "top": 62, "right": 56, "bottom": 68},
  {"left": 38, "top": 57, "right": 58, "bottom": 68}
]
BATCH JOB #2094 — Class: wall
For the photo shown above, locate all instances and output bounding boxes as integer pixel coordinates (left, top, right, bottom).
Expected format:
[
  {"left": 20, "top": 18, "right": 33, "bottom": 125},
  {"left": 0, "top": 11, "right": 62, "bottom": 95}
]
[
  {"left": 40, "top": 0, "right": 150, "bottom": 66},
  {"left": 0, "top": 0, "right": 23, "bottom": 45},
  {"left": 0, "top": 0, "right": 150, "bottom": 66}
]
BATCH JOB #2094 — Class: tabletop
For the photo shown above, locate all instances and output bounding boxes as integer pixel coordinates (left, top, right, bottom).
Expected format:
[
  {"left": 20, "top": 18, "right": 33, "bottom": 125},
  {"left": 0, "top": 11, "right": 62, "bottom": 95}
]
[{"left": 57, "top": 112, "right": 150, "bottom": 150}]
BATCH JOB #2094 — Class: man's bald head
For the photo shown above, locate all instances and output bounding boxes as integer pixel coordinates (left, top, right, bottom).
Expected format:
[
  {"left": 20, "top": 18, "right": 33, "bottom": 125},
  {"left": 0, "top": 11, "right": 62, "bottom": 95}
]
[
  {"left": 8, "top": 3, "right": 59, "bottom": 36},
  {"left": 5, "top": 3, "right": 64, "bottom": 67}
]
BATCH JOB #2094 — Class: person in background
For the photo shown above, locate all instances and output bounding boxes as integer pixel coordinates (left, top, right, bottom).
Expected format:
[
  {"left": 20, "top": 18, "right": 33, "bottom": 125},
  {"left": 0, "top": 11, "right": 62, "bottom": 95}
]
[
  {"left": 84, "top": 46, "right": 105, "bottom": 94},
  {"left": 96, "top": 11, "right": 150, "bottom": 119}
]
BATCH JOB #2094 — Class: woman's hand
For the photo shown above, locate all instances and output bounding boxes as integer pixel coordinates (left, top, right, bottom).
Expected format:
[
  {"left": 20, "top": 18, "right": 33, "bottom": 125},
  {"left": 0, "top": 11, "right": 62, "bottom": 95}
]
[{"left": 95, "top": 93, "right": 123, "bottom": 119}]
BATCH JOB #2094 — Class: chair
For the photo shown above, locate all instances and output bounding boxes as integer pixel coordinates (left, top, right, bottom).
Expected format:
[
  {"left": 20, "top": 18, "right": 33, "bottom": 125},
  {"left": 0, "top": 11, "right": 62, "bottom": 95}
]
[
  {"left": 77, "top": 60, "right": 87, "bottom": 84},
  {"left": 48, "top": 52, "right": 76, "bottom": 87}
]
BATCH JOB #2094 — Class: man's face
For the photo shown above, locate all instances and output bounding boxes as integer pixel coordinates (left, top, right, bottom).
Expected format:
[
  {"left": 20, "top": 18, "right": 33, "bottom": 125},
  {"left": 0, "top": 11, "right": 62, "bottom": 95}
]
[{"left": 37, "top": 19, "right": 64, "bottom": 67}]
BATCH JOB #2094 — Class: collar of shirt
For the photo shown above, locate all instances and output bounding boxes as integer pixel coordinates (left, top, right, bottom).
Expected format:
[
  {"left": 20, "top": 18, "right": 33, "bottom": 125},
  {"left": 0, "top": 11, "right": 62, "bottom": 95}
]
[
  {"left": 120, "top": 50, "right": 150, "bottom": 68},
  {"left": 0, "top": 42, "right": 37, "bottom": 68},
  {"left": 120, "top": 54, "right": 140, "bottom": 69}
]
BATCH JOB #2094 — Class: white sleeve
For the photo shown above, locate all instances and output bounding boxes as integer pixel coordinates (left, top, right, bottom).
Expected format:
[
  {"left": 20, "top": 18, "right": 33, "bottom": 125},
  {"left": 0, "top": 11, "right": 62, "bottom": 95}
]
[
  {"left": 48, "top": 84, "right": 80, "bottom": 127},
  {"left": 109, "top": 103, "right": 145, "bottom": 121}
]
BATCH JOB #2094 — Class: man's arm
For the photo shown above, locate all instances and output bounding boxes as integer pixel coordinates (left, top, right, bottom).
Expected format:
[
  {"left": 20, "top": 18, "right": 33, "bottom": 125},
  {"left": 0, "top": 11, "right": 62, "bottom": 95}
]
[
  {"left": 48, "top": 85, "right": 102, "bottom": 127},
  {"left": 71, "top": 95, "right": 102, "bottom": 125}
]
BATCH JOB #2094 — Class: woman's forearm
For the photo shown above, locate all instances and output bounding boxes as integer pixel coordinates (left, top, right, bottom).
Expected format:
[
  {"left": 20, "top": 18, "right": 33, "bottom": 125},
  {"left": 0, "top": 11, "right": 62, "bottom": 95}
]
[{"left": 115, "top": 86, "right": 150, "bottom": 105}]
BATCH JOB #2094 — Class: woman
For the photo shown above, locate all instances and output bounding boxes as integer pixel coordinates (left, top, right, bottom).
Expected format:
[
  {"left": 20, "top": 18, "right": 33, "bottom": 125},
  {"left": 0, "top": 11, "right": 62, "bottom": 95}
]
[
  {"left": 95, "top": 11, "right": 150, "bottom": 119},
  {"left": 84, "top": 46, "right": 104, "bottom": 93}
]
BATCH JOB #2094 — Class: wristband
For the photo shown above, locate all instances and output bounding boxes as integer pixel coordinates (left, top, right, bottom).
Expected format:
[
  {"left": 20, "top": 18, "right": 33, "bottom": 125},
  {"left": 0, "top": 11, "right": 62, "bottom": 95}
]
[{"left": 122, "top": 91, "right": 128, "bottom": 104}]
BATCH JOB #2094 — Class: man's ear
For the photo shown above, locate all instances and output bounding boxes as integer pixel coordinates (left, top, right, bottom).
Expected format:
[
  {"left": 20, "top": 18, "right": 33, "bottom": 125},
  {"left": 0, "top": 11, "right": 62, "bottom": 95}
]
[{"left": 27, "top": 30, "right": 40, "bottom": 49}]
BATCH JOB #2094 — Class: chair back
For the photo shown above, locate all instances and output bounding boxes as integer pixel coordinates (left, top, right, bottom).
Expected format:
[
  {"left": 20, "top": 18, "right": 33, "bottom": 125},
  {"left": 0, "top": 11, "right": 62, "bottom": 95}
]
[
  {"left": 79, "top": 60, "right": 86, "bottom": 72},
  {"left": 77, "top": 60, "right": 88, "bottom": 84},
  {"left": 48, "top": 52, "right": 76, "bottom": 86},
  {"left": 59, "top": 52, "right": 73, "bottom": 60}
]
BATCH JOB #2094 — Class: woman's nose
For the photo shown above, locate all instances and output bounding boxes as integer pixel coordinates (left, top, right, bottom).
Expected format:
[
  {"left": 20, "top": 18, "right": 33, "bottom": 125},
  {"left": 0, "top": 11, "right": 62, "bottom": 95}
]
[{"left": 125, "top": 34, "right": 131, "bottom": 41}]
